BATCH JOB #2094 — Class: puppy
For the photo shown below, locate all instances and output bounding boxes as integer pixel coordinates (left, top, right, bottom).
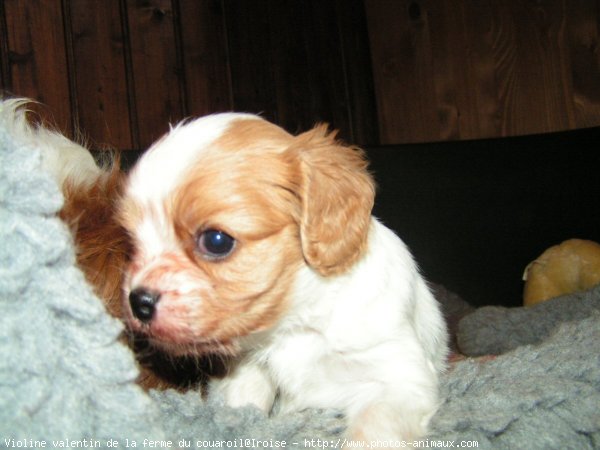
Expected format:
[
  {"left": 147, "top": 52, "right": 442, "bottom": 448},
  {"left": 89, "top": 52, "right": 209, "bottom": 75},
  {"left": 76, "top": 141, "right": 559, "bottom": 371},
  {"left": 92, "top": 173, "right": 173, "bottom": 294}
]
[
  {"left": 33, "top": 102, "right": 447, "bottom": 443},
  {"left": 118, "top": 113, "right": 448, "bottom": 444}
]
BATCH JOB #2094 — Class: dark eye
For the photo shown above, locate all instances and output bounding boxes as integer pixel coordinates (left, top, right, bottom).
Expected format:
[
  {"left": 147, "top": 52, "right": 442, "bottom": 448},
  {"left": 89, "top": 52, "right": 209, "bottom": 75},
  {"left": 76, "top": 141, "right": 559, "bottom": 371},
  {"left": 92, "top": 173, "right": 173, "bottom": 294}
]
[{"left": 196, "top": 229, "right": 236, "bottom": 259}]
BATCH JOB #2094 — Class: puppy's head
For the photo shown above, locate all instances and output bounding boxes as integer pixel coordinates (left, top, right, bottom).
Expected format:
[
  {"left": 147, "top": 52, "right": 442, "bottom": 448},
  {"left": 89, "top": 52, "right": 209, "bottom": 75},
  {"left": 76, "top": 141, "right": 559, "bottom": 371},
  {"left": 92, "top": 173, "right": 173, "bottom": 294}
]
[{"left": 118, "top": 114, "right": 375, "bottom": 356}]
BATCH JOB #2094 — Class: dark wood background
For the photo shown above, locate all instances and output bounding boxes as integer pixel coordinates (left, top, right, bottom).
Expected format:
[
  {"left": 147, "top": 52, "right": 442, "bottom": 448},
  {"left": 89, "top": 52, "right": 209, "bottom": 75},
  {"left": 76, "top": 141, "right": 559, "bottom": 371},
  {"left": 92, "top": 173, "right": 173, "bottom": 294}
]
[
  {"left": 1, "top": 0, "right": 599, "bottom": 150},
  {"left": 0, "top": 0, "right": 377, "bottom": 149}
]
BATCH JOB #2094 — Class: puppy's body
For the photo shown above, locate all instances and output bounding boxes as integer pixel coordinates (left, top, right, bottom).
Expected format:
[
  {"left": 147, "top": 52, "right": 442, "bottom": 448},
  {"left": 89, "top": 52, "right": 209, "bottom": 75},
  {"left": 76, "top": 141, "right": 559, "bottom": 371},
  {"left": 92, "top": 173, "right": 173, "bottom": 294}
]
[
  {"left": 30, "top": 103, "right": 448, "bottom": 445},
  {"left": 60, "top": 162, "right": 128, "bottom": 318},
  {"left": 216, "top": 219, "right": 446, "bottom": 441},
  {"left": 120, "top": 113, "right": 448, "bottom": 444}
]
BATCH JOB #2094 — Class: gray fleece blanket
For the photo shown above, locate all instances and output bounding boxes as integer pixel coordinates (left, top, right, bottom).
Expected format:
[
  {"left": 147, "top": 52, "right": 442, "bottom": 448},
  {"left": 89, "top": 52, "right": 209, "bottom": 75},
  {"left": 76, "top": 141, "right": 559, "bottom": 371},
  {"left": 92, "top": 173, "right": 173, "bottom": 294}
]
[{"left": 1, "top": 102, "right": 599, "bottom": 449}]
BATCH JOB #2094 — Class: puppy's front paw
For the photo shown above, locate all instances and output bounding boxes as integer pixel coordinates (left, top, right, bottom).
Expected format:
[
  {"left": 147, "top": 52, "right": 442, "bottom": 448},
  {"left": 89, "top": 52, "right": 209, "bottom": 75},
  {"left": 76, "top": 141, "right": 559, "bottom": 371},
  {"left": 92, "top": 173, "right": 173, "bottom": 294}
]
[
  {"left": 210, "top": 363, "right": 276, "bottom": 413},
  {"left": 344, "top": 401, "right": 434, "bottom": 449}
]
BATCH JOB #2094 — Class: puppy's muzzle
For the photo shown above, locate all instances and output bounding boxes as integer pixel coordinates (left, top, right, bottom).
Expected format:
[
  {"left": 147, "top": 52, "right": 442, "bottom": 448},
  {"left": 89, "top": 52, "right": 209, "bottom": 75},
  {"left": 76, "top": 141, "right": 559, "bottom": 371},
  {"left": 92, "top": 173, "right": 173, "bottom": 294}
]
[{"left": 129, "top": 288, "right": 161, "bottom": 323}]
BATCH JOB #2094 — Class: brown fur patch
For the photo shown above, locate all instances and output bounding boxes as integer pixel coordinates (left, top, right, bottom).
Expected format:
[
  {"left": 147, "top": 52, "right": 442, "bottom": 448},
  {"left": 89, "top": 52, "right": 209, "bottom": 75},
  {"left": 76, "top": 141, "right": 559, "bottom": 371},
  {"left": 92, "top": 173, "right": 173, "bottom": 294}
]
[
  {"left": 291, "top": 125, "right": 375, "bottom": 276},
  {"left": 60, "top": 161, "right": 129, "bottom": 318}
]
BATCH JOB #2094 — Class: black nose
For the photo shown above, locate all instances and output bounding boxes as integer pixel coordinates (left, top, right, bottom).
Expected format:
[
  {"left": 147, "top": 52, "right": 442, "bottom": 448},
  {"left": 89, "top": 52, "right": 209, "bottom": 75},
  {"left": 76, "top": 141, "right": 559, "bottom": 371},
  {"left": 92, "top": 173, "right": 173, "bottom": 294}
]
[{"left": 129, "top": 288, "right": 161, "bottom": 323}]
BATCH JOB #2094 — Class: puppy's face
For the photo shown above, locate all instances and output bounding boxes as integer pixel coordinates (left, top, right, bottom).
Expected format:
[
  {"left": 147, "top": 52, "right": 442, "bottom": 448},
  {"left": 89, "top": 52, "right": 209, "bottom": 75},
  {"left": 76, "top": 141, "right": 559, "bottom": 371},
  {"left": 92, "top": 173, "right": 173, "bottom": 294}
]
[{"left": 118, "top": 114, "right": 374, "bottom": 356}]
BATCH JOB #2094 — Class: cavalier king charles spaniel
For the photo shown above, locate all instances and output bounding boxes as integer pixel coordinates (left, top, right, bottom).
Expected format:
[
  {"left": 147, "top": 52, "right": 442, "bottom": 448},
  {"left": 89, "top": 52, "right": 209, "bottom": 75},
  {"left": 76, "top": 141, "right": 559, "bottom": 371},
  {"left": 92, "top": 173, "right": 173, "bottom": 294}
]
[{"left": 35, "top": 105, "right": 448, "bottom": 445}]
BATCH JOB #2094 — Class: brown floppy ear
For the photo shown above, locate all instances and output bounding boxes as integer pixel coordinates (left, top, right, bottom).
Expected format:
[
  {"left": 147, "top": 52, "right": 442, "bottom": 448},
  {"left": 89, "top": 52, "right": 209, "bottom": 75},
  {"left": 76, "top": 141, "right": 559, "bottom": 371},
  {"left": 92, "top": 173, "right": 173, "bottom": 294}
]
[{"left": 290, "top": 125, "right": 376, "bottom": 276}]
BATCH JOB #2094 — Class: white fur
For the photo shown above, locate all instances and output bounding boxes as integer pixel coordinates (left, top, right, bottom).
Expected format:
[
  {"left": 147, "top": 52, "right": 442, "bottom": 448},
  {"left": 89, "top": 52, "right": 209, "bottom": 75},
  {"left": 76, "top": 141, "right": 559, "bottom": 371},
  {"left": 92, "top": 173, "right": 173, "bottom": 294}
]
[
  {"left": 127, "top": 113, "right": 258, "bottom": 207},
  {"left": 0, "top": 98, "right": 101, "bottom": 189},
  {"left": 211, "top": 219, "right": 448, "bottom": 444}
]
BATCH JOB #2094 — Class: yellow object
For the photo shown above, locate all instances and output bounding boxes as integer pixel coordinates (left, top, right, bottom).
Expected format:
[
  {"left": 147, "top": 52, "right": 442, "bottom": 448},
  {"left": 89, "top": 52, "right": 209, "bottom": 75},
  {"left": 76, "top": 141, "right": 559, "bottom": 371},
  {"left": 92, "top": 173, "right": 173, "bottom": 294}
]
[{"left": 523, "top": 239, "right": 600, "bottom": 306}]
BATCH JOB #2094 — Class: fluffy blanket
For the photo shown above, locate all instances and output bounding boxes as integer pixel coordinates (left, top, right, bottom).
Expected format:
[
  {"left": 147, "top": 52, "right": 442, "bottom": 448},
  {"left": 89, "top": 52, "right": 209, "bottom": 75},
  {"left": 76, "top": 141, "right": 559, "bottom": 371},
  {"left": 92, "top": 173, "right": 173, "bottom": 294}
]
[{"left": 1, "top": 101, "right": 599, "bottom": 449}]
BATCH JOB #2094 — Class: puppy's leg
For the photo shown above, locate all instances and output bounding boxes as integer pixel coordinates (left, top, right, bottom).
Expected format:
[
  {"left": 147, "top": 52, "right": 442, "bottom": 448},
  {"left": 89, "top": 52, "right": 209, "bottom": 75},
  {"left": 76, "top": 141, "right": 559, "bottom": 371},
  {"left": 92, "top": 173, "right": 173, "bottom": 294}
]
[
  {"left": 412, "top": 278, "right": 449, "bottom": 374},
  {"left": 345, "top": 396, "right": 436, "bottom": 449},
  {"left": 210, "top": 360, "right": 276, "bottom": 413},
  {"left": 343, "top": 342, "right": 440, "bottom": 448}
]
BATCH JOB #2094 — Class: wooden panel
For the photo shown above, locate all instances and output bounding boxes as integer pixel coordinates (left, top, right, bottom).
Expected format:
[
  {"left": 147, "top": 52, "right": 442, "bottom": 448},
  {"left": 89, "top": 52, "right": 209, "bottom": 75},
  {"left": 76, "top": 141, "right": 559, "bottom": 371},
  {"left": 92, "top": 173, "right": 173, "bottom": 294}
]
[
  {"left": 2, "top": 0, "right": 598, "bottom": 150},
  {"left": 269, "top": 0, "right": 350, "bottom": 136},
  {"left": 0, "top": 1, "right": 8, "bottom": 90},
  {"left": 4, "top": 0, "right": 72, "bottom": 136},
  {"left": 126, "top": 0, "right": 183, "bottom": 149},
  {"left": 1, "top": 0, "right": 376, "bottom": 148},
  {"left": 178, "top": 0, "right": 232, "bottom": 117},
  {"left": 69, "top": 0, "right": 132, "bottom": 149},
  {"left": 366, "top": 0, "right": 590, "bottom": 144},
  {"left": 426, "top": 0, "right": 500, "bottom": 141},
  {"left": 568, "top": 0, "right": 600, "bottom": 128},
  {"left": 365, "top": 0, "right": 439, "bottom": 144},
  {"left": 223, "top": 0, "right": 278, "bottom": 123},
  {"left": 503, "top": 0, "right": 575, "bottom": 135},
  {"left": 224, "top": 0, "right": 375, "bottom": 143},
  {"left": 335, "top": 0, "right": 379, "bottom": 145}
]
